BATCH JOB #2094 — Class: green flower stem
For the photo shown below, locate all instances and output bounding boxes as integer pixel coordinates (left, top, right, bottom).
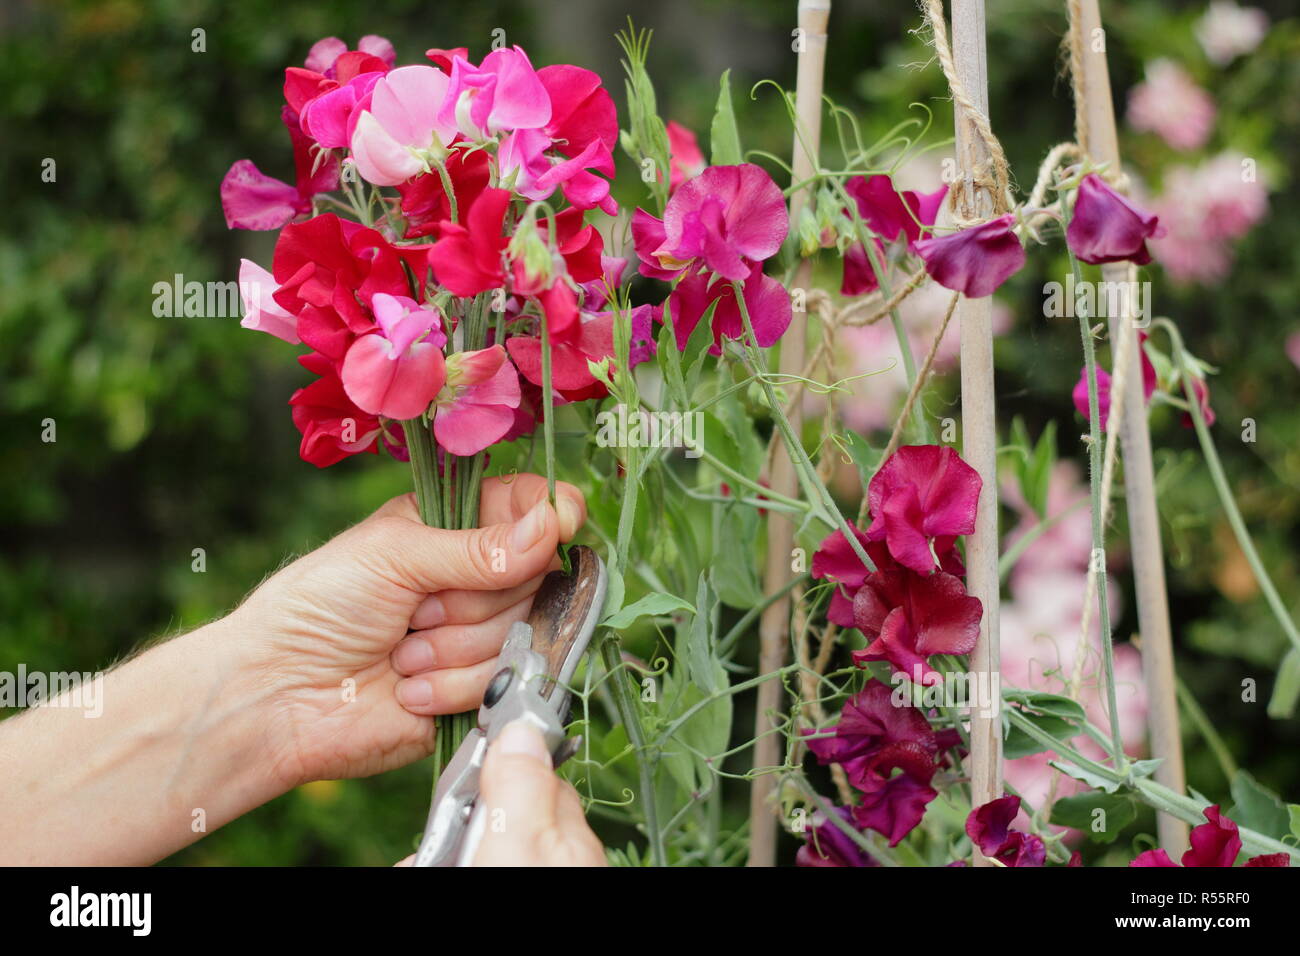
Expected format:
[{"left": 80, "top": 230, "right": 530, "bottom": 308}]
[
  {"left": 401, "top": 418, "right": 442, "bottom": 529},
  {"left": 1062, "top": 204, "right": 1124, "bottom": 763},
  {"left": 540, "top": 309, "right": 557, "bottom": 509},
  {"left": 732, "top": 282, "right": 877, "bottom": 574},
  {"left": 599, "top": 634, "right": 665, "bottom": 866},
  {"left": 1156, "top": 320, "right": 1300, "bottom": 667}
]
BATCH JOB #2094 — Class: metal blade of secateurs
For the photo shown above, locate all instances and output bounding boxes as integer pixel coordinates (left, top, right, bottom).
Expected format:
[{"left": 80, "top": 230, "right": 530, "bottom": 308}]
[{"left": 525, "top": 545, "right": 607, "bottom": 706}]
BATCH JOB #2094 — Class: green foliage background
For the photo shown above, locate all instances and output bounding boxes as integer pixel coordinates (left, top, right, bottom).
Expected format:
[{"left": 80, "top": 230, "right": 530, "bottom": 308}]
[{"left": 2, "top": 0, "right": 1298, "bottom": 864}]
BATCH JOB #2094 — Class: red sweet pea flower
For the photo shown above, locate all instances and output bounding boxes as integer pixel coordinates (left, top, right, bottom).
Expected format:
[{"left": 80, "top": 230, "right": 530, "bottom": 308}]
[
  {"left": 850, "top": 565, "right": 982, "bottom": 686},
  {"left": 289, "top": 352, "right": 383, "bottom": 467},
  {"left": 537, "top": 64, "right": 618, "bottom": 159},
  {"left": 1067, "top": 174, "right": 1165, "bottom": 266},
  {"left": 866, "top": 445, "right": 982, "bottom": 575},
  {"left": 396, "top": 146, "right": 492, "bottom": 239},
  {"left": 1131, "top": 805, "right": 1289, "bottom": 867},
  {"left": 913, "top": 213, "right": 1026, "bottom": 298},
  {"left": 803, "top": 681, "right": 949, "bottom": 846},
  {"left": 966, "top": 796, "right": 1047, "bottom": 867},
  {"left": 220, "top": 107, "right": 341, "bottom": 231},
  {"left": 271, "top": 213, "right": 430, "bottom": 366},
  {"left": 427, "top": 187, "right": 512, "bottom": 296}
]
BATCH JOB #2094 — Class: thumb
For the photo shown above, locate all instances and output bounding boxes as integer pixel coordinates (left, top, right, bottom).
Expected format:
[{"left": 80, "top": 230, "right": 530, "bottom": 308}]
[
  {"left": 367, "top": 499, "right": 560, "bottom": 593},
  {"left": 472, "top": 720, "right": 560, "bottom": 866}
]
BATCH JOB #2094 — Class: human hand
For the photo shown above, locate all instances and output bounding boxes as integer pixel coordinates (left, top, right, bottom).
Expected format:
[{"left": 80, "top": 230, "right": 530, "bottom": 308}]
[{"left": 226, "top": 473, "right": 587, "bottom": 790}]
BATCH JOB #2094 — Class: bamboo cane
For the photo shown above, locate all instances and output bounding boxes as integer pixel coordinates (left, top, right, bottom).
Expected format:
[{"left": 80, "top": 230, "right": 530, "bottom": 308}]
[
  {"left": 1071, "top": 0, "right": 1188, "bottom": 856},
  {"left": 947, "top": 0, "right": 1003, "bottom": 865},
  {"left": 747, "top": 0, "right": 830, "bottom": 868}
]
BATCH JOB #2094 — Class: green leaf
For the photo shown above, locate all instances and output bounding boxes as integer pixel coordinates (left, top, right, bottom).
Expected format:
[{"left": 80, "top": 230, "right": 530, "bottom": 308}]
[
  {"left": 1002, "top": 688, "right": 1087, "bottom": 722},
  {"left": 1228, "top": 770, "right": 1290, "bottom": 841},
  {"left": 602, "top": 591, "right": 695, "bottom": 629},
  {"left": 1049, "top": 760, "right": 1122, "bottom": 794},
  {"left": 682, "top": 298, "right": 720, "bottom": 395},
  {"left": 841, "top": 430, "right": 882, "bottom": 489},
  {"left": 657, "top": 320, "right": 689, "bottom": 409},
  {"left": 709, "top": 69, "right": 743, "bottom": 166},
  {"left": 686, "top": 574, "right": 719, "bottom": 693},
  {"left": 712, "top": 505, "right": 764, "bottom": 609},
  {"left": 1004, "top": 713, "right": 1076, "bottom": 758},
  {"left": 1050, "top": 791, "right": 1138, "bottom": 843},
  {"left": 1287, "top": 804, "right": 1300, "bottom": 842}
]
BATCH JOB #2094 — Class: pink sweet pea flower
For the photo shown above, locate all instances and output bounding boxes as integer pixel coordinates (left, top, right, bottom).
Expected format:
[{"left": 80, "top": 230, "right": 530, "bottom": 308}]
[
  {"left": 1131, "top": 805, "right": 1289, "bottom": 867},
  {"left": 238, "top": 259, "right": 299, "bottom": 344},
  {"left": 340, "top": 294, "right": 448, "bottom": 420},
  {"left": 305, "top": 35, "right": 396, "bottom": 76},
  {"left": 665, "top": 261, "right": 792, "bottom": 354},
  {"left": 840, "top": 238, "right": 888, "bottom": 297},
  {"left": 430, "top": 345, "right": 522, "bottom": 455},
  {"left": 1067, "top": 174, "right": 1165, "bottom": 266},
  {"left": 1127, "top": 59, "right": 1215, "bottom": 152},
  {"left": 439, "top": 47, "right": 551, "bottom": 140},
  {"left": 1181, "top": 375, "right": 1217, "bottom": 429},
  {"left": 966, "top": 796, "right": 1047, "bottom": 867},
  {"left": 498, "top": 127, "right": 618, "bottom": 216},
  {"left": 866, "top": 445, "right": 982, "bottom": 575},
  {"left": 849, "top": 562, "right": 982, "bottom": 686},
  {"left": 1072, "top": 337, "right": 1157, "bottom": 430},
  {"left": 634, "top": 164, "right": 788, "bottom": 281},
  {"left": 220, "top": 107, "right": 340, "bottom": 231},
  {"left": 666, "top": 121, "right": 706, "bottom": 193},
  {"left": 300, "top": 71, "right": 386, "bottom": 150},
  {"left": 350, "top": 65, "right": 459, "bottom": 186},
  {"left": 913, "top": 213, "right": 1026, "bottom": 298}
]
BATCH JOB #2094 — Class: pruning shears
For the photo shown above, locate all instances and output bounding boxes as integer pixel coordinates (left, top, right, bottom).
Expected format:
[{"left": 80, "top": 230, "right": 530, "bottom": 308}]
[{"left": 412, "top": 545, "right": 607, "bottom": 867}]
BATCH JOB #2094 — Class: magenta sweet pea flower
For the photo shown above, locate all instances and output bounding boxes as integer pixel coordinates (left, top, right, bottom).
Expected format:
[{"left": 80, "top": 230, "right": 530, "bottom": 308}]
[
  {"left": 1067, "top": 174, "right": 1166, "bottom": 266},
  {"left": 665, "top": 261, "right": 792, "bottom": 354},
  {"left": 850, "top": 565, "right": 983, "bottom": 686},
  {"left": 796, "top": 807, "right": 878, "bottom": 867},
  {"left": 350, "top": 65, "right": 459, "bottom": 187},
  {"left": 340, "top": 294, "right": 448, "bottom": 420},
  {"left": 966, "top": 796, "right": 1047, "bottom": 867},
  {"left": 866, "top": 445, "right": 982, "bottom": 575},
  {"left": 1072, "top": 333, "right": 1158, "bottom": 429},
  {"left": 1181, "top": 375, "right": 1216, "bottom": 429},
  {"left": 1131, "top": 805, "right": 1290, "bottom": 867},
  {"left": 221, "top": 107, "right": 340, "bottom": 231},
  {"left": 430, "top": 345, "right": 522, "bottom": 456},
  {"left": 238, "top": 259, "right": 299, "bottom": 344},
  {"left": 439, "top": 47, "right": 551, "bottom": 140},
  {"left": 634, "top": 164, "right": 788, "bottom": 282},
  {"left": 913, "top": 213, "right": 1026, "bottom": 298},
  {"left": 844, "top": 174, "right": 947, "bottom": 247}
]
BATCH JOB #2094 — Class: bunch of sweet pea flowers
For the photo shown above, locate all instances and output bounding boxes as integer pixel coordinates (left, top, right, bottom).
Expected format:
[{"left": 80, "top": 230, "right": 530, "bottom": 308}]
[{"left": 222, "top": 35, "right": 652, "bottom": 532}]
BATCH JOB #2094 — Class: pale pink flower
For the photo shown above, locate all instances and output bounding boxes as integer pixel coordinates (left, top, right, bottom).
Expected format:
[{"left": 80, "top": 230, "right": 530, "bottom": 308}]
[
  {"left": 238, "top": 259, "right": 299, "bottom": 344},
  {"left": 341, "top": 294, "right": 448, "bottom": 420},
  {"left": 1286, "top": 332, "right": 1300, "bottom": 372},
  {"left": 1197, "top": 2, "right": 1269, "bottom": 67},
  {"left": 1127, "top": 59, "right": 1216, "bottom": 151},
  {"left": 430, "top": 345, "right": 522, "bottom": 455},
  {"left": 350, "top": 66, "right": 458, "bottom": 187}
]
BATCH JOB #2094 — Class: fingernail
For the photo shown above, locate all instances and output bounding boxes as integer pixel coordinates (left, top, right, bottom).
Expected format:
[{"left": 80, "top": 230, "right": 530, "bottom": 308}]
[
  {"left": 495, "top": 719, "right": 552, "bottom": 767},
  {"left": 557, "top": 496, "right": 582, "bottom": 540},
  {"left": 395, "top": 678, "right": 433, "bottom": 708},
  {"left": 509, "top": 500, "right": 549, "bottom": 553},
  {"left": 393, "top": 636, "right": 436, "bottom": 673},
  {"left": 412, "top": 594, "right": 445, "bottom": 630}
]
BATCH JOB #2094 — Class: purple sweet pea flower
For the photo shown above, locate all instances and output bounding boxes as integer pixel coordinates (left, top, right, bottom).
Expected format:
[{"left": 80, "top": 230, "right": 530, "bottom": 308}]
[
  {"left": 1066, "top": 174, "right": 1165, "bottom": 266},
  {"left": 966, "top": 795, "right": 1047, "bottom": 867},
  {"left": 913, "top": 213, "right": 1026, "bottom": 298},
  {"left": 1132, "top": 805, "right": 1290, "bottom": 868},
  {"left": 796, "top": 807, "right": 878, "bottom": 867},
  {"left": 665, "top": 260, "right": 791, "bottom": 354}
]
